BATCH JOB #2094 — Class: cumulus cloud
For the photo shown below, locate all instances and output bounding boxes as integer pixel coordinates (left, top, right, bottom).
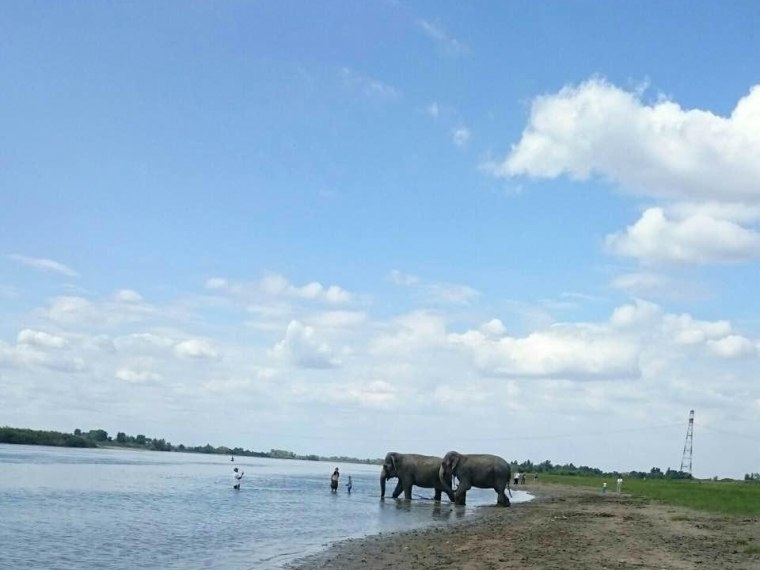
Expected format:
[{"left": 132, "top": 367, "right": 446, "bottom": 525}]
[
  {"left": 451, "top": 300, "right": 757, "bottom": 381},
  {"left": 605, "top": 207, "right": 760, "bottom": 264},
  {"left": 45, "top": 295, "right": 153, "bottom": 327},
  {"left": 174, "top": 339, "right": 219, "bottom": 360},
  {"left": 17, "top": 329, "right": 67, "bottom": 348},
  {"left": 450, "top": 324, "right": 641, "bottom": 380},
  {"left": 0, "top": 340, "right": 84, "bottom": 373},
  {"left": 209, "top": 273, "right": 353, "bottom": 305},
  {"left": 262, "top": 275, "right": 352, "bottom": 304},
  {"left": 7, "top": 254, "right": 79, "bottom": 277},
  {"left": 707, "top": 335, "right": 758, "bottom": 359},
  {"left": 491, "top": 78, "right": 760, "bottom": 266},
  {"left": 271, "top": 320, "right": 341, "bottom": 368},
  {"left": 493, "top": 79, "right": 760, "bottom": 203}
]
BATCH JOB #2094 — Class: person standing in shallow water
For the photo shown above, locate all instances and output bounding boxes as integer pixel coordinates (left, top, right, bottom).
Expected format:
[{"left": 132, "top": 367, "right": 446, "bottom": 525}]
[
  {"left": 330, "top": 467, "right": 340, "bottom": 493},
  {"left": 233, "top": 467, "right": 244, "bottom": 490},
  {"left": 346, "top": 475, "right": 353, "bottom": 494}
]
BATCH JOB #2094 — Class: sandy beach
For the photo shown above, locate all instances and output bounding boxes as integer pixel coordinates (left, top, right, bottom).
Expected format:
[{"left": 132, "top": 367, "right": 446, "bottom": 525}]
[{"left": 291, "top": 481, "right": 760, "bottom": 569}]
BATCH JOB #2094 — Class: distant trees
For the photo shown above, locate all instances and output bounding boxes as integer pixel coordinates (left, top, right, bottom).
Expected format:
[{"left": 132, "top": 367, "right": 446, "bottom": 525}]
[
  {"left": 0, "top": 427, "right": 95, "bottom": 448},
  {"left": 511, "top": 459, "right": 692, "bottom": 480}
]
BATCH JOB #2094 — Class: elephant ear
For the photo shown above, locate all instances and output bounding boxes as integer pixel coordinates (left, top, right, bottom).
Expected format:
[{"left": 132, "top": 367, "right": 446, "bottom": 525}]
[
  {"left": 391, "top": 453, "right": 397, "bottom": 473},
  {"left": 450, "top": 453, "right": 460, "bottom": 473}
]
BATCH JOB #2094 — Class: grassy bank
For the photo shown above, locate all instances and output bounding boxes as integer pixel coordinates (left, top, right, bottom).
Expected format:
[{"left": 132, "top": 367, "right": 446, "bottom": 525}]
[{"left": 537, "top": 474, "right": 760, "bottom": 515}]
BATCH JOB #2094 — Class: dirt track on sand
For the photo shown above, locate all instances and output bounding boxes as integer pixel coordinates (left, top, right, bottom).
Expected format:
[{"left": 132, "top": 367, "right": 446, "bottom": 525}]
[{"left": 291, "top": 482, "right": 760, "bottom": 569}]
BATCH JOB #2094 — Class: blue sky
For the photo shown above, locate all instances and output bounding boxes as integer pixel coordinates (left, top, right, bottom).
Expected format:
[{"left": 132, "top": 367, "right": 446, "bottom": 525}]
[{"left": 2, "top": 1, "right": 759, "bottom": 478}]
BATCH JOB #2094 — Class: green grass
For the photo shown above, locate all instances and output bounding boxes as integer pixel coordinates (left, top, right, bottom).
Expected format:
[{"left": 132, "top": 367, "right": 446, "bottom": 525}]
[{"left": 536, "top": 474, "right": 760, "bottom": 515}]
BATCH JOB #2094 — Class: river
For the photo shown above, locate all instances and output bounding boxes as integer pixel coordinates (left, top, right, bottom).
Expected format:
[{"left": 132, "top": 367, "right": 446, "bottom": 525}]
[{"left": 0, "top": 444, "right": 531, "bottom": 569}]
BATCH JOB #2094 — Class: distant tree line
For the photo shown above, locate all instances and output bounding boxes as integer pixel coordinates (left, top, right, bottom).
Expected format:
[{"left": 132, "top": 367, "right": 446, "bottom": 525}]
[
  {"left": 512, "top": 459, "right": 693, "bottom": 480},
  {"left": 0, "top": 426, "right": 96, "bottom": 448},
  {"left": 0, "top": 426, "right": 381, "bottom": 464}
]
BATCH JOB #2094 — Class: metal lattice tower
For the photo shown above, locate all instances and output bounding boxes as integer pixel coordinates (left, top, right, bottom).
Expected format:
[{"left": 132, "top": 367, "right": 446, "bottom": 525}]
[{"left": 680, "top": 409, "right": 694, "bottom": 474}]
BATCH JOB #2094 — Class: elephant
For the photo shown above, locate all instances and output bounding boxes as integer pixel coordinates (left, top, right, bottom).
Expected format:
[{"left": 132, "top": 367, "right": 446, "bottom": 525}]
[
  {"left": 380, "top": 452, "right": 455, "bottom": 502},
  {"left": 438, "top": 451, "right": 512, "bottom": 506}
]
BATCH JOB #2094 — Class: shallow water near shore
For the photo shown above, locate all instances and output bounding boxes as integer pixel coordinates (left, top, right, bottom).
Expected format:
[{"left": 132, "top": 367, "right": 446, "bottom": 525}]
[{"left": 0, "top": 445, "right": 532, "bottom": 569}]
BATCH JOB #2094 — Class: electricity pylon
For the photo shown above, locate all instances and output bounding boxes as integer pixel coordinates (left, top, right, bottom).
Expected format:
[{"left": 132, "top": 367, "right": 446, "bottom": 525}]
[{"left": 679, "top": 409, "right": 694, "bottom": 474}]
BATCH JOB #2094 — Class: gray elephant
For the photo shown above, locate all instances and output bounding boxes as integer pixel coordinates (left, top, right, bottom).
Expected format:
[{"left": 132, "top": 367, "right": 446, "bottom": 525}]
[
  {"left": 380, "top": 452, "right": 455, "bottom": 501},
  {"left": 438, "top": 450, "right": 511, "bottom": 506}
]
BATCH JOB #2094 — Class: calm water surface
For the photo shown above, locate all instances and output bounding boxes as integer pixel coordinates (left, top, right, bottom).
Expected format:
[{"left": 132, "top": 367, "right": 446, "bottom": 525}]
[{"left": 0, "top": 445, "right": 531, "bottom": 569}]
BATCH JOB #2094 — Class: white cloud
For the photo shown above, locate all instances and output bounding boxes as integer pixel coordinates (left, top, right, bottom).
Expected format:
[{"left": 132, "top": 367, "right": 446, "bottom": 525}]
[
  {"left": 212, "top": 273, "right": 353, "bottom": 305},
  {"left": 114, "top": 289, "right": 144, "bottom": 303},
  {"left": 450, "top": 325, "right": 641, "bottom": 380},
  {"left": 271, "top": 320, "right": 341, "bottom": 368},
  {"left": 306, "top": 310, "right": 367, "bottom": 329},
  {"left": 115, "top": 367, "right": 163, "bottom": 384},
  {"left": 0, "top": 340, "right": 84, "bottom": 373},
  {"left": 480, "top": 319, "right": 507, "bottom": 337},
  {"left": 371, "top": 311, "right": 447, "bottom": 355},
  {"left": 611, "top": 272, "right": 672, "bottom": 296},
  {"left": 174, "top": 339, "right": 219, "bottom": 360},
  {"left": 605, "top": 207, "right": 760, "bottom": 264},
  {"left": 493, "top": 79, "right": 760, "bottom": 204},
  {"left": 205, "top": 277, "right": 229, "bottom": 290},
  {"left": 17, "top": 329, "right": 68, "bottom": 348},
  {"left": 7, "top": 254, "right": 79, "bottom": 277},
  {"left": 707, "top": 335, "right": 758, "bottom": 359},
  {"left": 45, "top": 295, "right": 154, "bottom": 327},
  {"left": 452, "top": 127, "right": 471, "bottom": 147},
  {"left": 610, "top": 299, "right": 662, "bottom": 329},
  {"left": 388, "top": 270, "right": 479, "bottom": 305},
  {"left": 388, "top": 269, "right": 421, "bottom": 286},
  {"left": 331, "top": 380, "right": 397, "bottom": 408},
  {"left": 427, "top": 102, "right": 440, "bottom": 119}
]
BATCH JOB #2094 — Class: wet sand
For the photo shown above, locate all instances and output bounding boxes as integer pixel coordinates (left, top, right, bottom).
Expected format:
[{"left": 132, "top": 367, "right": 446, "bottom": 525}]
[{"left": 290, "top": 481, "right": 760, "bottom": 569}]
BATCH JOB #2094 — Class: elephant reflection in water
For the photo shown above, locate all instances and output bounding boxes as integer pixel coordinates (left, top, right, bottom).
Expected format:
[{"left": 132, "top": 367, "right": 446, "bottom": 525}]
[
  {"left": 380, "top": 452, "right": 455, "bottom": 502},
  {"left": 439, "top": 451, "right": 512, "bottom": 506}
]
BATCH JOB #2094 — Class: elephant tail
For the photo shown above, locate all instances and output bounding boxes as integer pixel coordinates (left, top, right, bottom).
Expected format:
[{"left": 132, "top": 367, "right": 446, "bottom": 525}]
[{"left": 507, "top": 480, "right": 512, "bottom": 498}]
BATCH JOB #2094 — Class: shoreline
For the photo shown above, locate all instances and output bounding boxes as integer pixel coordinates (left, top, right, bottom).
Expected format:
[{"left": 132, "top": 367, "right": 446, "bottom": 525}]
[{"left": 289, "top": 482, "right": 760, "bottom": 569}]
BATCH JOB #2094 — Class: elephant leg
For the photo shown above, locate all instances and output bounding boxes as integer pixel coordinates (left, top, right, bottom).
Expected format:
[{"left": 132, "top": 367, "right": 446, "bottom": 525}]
[
  {"left": 433, "top": 488, "right": 442, "bottom": 502},
  {"left": 391, "top": 480, "right": 403, "bottom": 499},
  {"left": 496, "top": 488, "right": 510, "bottom": 507},
  {"left": 404, "top": 484, "right": 413, "bottom": 500}
]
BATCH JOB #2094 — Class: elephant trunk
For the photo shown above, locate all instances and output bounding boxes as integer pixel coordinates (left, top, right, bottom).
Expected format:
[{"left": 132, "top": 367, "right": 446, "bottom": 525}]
[
  {"left": 380, "top": 466, "right": 387, "bottom": 498},
  {"left": 438, "top": 464, "right": 455, "bottom": 497}
]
